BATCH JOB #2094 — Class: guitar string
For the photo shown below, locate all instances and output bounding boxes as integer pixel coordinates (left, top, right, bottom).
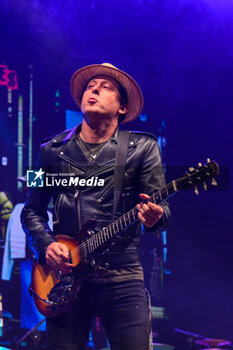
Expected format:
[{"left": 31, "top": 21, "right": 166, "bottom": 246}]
[
  {"left": 70, "top": 183, "right": 175, "bottom": 257},
  {"left": 71, "top": 183, "right": 174, "bottom": 256},
  {"left": 69, "top": 182, "right": 175, "bottom": 258}
]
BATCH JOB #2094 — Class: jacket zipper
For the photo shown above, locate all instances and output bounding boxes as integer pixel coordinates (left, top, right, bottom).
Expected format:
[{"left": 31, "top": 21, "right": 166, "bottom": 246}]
[
  {"left": 84, "top": 163, "right": 114, "bottom": 179},
  {"left": 53, "top": 194, "right": 63, "bottom": 224},
  {"left": 97, "top": 182, "right": 114, "bottom": 204},
  {"left": 74, "top": 190, "right": 82, "bottom": 232}
]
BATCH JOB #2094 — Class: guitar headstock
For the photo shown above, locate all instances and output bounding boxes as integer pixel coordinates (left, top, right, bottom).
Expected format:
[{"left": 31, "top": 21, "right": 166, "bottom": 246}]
[{"left": 176, "top": 159, "right": 219, "bottom": 193}]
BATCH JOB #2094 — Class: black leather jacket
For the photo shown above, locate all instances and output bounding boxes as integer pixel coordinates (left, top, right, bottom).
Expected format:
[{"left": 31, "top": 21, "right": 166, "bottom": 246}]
[{"left": 21, "top": 125, "right": 170, "bottom": 267}]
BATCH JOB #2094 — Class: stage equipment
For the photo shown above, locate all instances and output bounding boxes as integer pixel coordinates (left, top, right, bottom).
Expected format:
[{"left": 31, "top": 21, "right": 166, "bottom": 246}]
[
  {"left": 195, "top": 338, "right": 232, "bottom": 349},
  {"left": 152, "top": 344, "right": 175, "bottom": 350},
  {"left": 16, "top": 318, "right": 45, "bottom": 349},
  {"left": 28, "top": 64, "right": 33, "bottom": 170},
  {"left": 175, "top": 328, "right": 232, "bottom": 349}
]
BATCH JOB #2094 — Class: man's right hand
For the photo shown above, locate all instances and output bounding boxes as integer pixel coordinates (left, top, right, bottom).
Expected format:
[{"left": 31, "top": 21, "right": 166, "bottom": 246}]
[{"left": 45, "top": 242, "right": 74, "bottom": 274}]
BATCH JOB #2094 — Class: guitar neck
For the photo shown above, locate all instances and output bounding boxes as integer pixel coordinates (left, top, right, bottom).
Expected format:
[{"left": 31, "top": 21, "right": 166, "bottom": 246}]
[{"left": 78, "top": 181, "right": 177, "bottom": 260}]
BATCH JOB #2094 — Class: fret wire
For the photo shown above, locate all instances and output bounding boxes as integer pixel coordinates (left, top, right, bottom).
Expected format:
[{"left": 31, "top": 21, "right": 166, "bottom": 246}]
[
  {"left": 151, "top": 193, "right": 156, "bottom": 204},
  {"left": 89, "top": 239, "right": 93, "bottom": 253},
  {"left": 110, "top": 223, "right": 115, "bottom": 236},
  {"left": 85, "top": 241, "right": 90, "bottom": 254},
  {"left": 108, "top": 226, "right": 113, "bottom": 238},
  {"left": 130, "top": 209, "right": 134, "bottom": 220},
  {"left": 113, "top": 222, "right": 117, "bottom": 234},
  {"left": 101, "top": 228, "right": 106, "bottom": 242},
  {"left": 104, "top": 228, "right": 109, "bottom": 240},
  {"left": 158, "top": 190, "right": 162, "bottom": 201},
  {"left": 117, "top": 219, "right": 121, "bottom": 231},
  {"left": 119, "top": 217, "right": 124, "bottom": 230},
  {"left": 91, "top": 235, "right": 95, "bottom": 250},
  {"left": 133, "top": 208, "right": 137, "bottom": 221},
  {"left": 108, "top": 225, "right": 112, "bottom": 238},
  {"left": 96, "top": 235, "right": 99, "bottom": 248},
  {"left": 105, "top": 229, "right": 108, "bottom": 241},
  {"left": 132, "top": 209, "right": 135, "bottom": 221},
  {"left": 92, "top": 235, "right": 96, "bottom": 250},
  {"left": 128, "top": 210, "right": 133, "bottom": 223},
  {"left": 99, "top": 231, "right": 104, "bottom": 244},
  {"left": 112, "top": 224, "right": 117, "bottom": 235},
  {"left": 105, "top": 228, "right": 110, "bottom": 240}
]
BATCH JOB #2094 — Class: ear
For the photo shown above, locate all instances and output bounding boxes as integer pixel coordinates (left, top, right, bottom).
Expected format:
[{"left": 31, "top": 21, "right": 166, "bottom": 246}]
[{"left": 118, "top": 104, "right": 128, "bottom": 115}]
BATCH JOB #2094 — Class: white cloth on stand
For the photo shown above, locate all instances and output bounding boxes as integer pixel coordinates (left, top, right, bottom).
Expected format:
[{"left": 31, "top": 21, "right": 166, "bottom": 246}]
[{"left": 1, "top": 203, "right": 52, "bottom": 281}]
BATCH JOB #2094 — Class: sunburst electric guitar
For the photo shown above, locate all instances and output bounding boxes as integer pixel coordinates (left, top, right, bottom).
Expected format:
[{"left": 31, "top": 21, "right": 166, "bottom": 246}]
[{"left": 30, "top": 159, "right": 219, "bottom": 317}]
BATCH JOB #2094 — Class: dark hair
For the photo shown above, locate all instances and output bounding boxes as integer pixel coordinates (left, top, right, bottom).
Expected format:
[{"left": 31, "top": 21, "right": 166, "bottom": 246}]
[
  {"left": 119, "top": 85, "right": 128, "bottom": 105},
  {"left": 118, "top": 85, "right": 128, "bottom": 124}
]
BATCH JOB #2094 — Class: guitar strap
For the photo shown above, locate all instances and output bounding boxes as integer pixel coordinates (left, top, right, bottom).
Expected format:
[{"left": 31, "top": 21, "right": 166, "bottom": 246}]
[{"left": 112, "top": 129, "right": 131, "bottom": 220}]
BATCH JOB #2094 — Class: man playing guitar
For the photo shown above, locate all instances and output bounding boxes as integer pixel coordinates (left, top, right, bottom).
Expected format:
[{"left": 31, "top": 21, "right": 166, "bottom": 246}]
[{"left": 21, "top": 63, "right": 170, "bottom": 350}]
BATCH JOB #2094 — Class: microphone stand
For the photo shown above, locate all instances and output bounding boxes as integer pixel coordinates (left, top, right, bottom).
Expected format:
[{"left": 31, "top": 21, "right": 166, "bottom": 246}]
[{"left": 15, "top": 318, "right": 46, "bottom": 349}]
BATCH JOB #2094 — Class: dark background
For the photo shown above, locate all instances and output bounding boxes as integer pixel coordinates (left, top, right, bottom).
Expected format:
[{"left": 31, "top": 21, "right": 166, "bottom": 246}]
[{"left": 0, "top": 0, "right": 232, "bottom": 347}]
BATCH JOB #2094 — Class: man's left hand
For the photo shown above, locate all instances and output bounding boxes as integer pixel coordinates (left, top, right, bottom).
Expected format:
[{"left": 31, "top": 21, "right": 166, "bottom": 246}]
[{"left": 136, "top": 193, "right": 163, "bottom": 228}]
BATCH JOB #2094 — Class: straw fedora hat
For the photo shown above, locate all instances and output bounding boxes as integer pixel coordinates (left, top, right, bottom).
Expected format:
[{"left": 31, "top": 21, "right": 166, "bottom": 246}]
[{"left": 70, "top": 63, "right": 144, "bottom": 123}]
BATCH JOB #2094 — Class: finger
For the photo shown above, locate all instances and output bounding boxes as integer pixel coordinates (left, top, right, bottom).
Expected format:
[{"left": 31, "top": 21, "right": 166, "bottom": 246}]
[
  {"left": 140, "top": 201, "right": 163, "bottom": 214},
  {"left": 137, "top": 205, "right": 158, "bottom": 223},
  {"left": 58, "top": 243, "right": 70, "bottom": 259},
  {"left": 46, "top": 249, "right": 59, "bottom": 263},
  {"left": 142, "top": 209, "right": 157, "bottom": 221},
  {"left": 138, "top": 212, "right": 155, "bottom": 227},
  {"left": 136, "top": 203, "right": 145, "bottom": 216},
  {"left": 138, "top": 203, "right": 159, "bottom": 219},
  {"left": 51, "top": 243, "right": 70, "bottom": 262},
  {"left": 57, "top": 251, "right": 70, "bottom": 262},
  {"left": 139, "top": 194, "right": 164, "bottom": 213},
  {"left": 46, "top": 249, "right": 67, "bottom": 268},
  {"left": 139, "top": 193, "right": 150, "bottom": 200},
  {"left": 147, "top": 202, "right": 164, "bottom": 214},
  {"left": 138, "top": 211, "right": 146, "bottom": 224}
]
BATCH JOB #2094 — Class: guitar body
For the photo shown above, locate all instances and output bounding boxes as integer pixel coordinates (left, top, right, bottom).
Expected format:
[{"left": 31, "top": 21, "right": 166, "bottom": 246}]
[{"left": 31, "top": 235, "right": 88, "bottom": 317}]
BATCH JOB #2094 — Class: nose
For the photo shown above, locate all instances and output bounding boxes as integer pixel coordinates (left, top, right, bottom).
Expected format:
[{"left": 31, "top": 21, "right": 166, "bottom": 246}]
[{"left": 92, "top": 84, "right": 100, "bottom": 94}]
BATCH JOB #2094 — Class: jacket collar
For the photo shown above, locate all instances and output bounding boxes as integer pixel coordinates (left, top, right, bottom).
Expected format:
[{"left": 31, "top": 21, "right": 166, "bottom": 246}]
[
  {"left": 55, "top": 124, "right": 120, "bottom": 170},
  {"left": 56, "top": 123, "right": 119, "bottom": 145}
]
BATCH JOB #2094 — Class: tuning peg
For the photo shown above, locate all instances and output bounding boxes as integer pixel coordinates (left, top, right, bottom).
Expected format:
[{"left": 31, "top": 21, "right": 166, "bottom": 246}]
[
  {"left": 203, "top": 182, "right": 207, "bottom": 191},
  {"left": 211, "top": 178, "right": 217, "bottom": 186},
  {"left": 194, "top": 186, "right": 199, "bottom": 195},
  {"left": 198, "top": 162, "right": 202, "bottom": 167},
  {"left": 189, "top": 167, "right": 195, "bottom": 172},
  {"left": 207, "top": 158, "right": 210, "bottom": 163}
]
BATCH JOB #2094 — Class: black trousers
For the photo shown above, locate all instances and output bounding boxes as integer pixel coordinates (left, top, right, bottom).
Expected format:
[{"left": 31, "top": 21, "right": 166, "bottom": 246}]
[{"left": 46, "top": 279, "right": 152, "bottom": 350}]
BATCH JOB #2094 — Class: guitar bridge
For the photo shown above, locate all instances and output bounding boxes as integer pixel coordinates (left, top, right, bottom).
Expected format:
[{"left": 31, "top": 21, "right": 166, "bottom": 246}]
[{"left": 47, "top": 274, "right": 76, "bottom": 306}]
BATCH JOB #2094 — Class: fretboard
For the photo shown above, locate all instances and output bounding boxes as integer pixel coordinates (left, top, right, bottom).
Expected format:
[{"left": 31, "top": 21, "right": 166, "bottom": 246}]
[{"left": 78, "top": 180, "right": 177, "bottom": 260}]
